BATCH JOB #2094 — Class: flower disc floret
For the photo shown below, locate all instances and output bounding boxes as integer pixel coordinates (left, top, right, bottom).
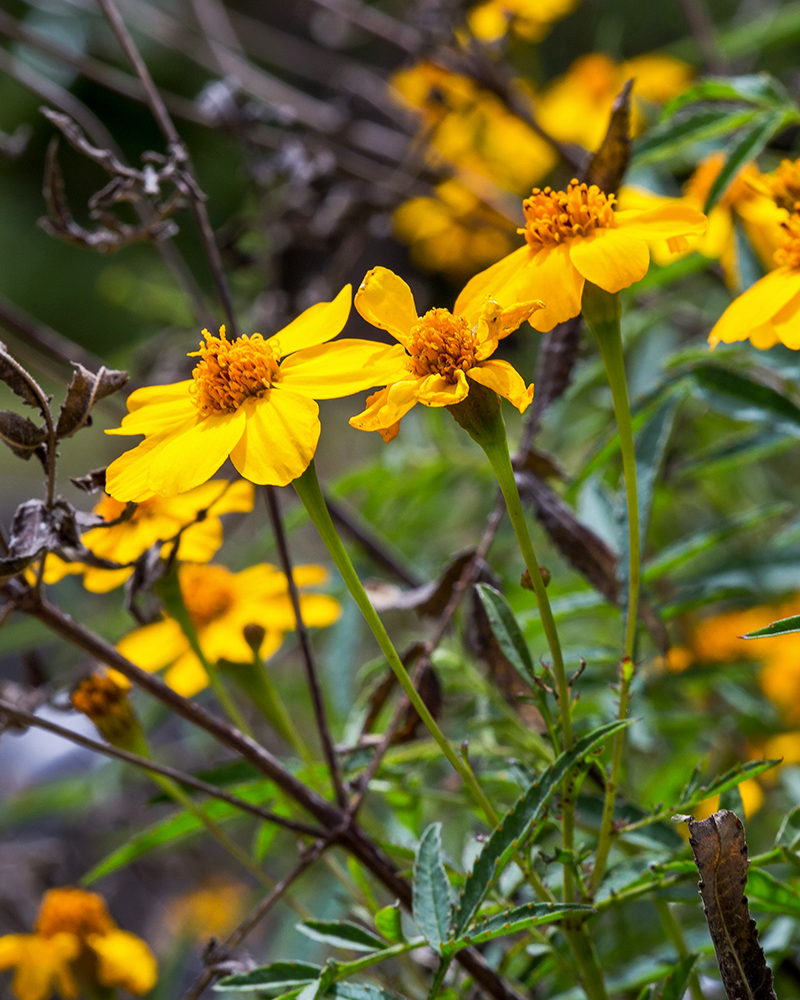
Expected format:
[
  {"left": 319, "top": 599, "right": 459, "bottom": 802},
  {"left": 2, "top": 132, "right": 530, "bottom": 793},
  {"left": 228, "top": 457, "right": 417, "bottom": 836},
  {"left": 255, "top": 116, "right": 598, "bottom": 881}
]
[
  {"left": 35, "top": 890, "right": 114, "bottom": 940},
  {"left": 775, "top": 211, "right": 800, "bottom": 269},
  {"left": 181, "top": 564, "right": 236, "bottom": 627},
  {"left": 190, "top": 328, "right": 281, "bottom": 415},
  {"left": 408, "top": 309, "right": 478, "bottom": 381},
  {"left": 521, "top": 180, "right": 616, "bottom": 249}
]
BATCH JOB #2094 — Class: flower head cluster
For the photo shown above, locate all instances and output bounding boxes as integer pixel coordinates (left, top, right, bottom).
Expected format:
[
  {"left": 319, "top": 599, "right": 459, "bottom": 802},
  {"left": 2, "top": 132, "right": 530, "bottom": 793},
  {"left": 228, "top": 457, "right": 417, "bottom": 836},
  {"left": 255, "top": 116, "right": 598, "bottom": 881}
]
[
  {"left": 349, "top": 267, "right": 540, "bottom": 441},
  {"left": 0, "top": 888, "right": 156, "bottom": 1000},
  {"left": 117, "top": 561, "right": 340, "bottom": 697}
]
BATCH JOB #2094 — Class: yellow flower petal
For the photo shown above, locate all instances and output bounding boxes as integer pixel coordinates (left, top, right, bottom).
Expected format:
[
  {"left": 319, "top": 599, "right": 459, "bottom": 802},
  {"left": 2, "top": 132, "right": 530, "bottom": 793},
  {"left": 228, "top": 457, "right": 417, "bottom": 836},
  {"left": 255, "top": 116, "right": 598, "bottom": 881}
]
[
  {"left": 82, "top": 567, "right": 134, "bottom": 594},
  {"left": 88, "top": 930, "right": 158, "bottom": 996},
  {"left": 164, "top": 652, "right": 209, "bottom": 697},
  {"left": 614, "top": 204, "right": 707, "bottom": 242},
  {"left": 349, "top": 381, "right": 419, "bottom": 434},
  {"left": 146, "top": 408, "right": 248, "bottom": 498},
  {"left": 106, "top": 428, "right": 194, "bottom": 503},
  {"left": 455, "top": 245, "right": 533, "bottom": 327},
  {"left": 168, "top": 520, "right": 224, "bottom": 564},
  {"left": 416, "top": 369, "right": 470, "bottom": 406},
  {"left": 523, "top": 244, "right": 585, "bottom": 332},
  {"left": 229, "top": 391, "right": 320, "bottom": 486},
  {"left": 568, "top": 228, "right": 650, "bottom": 293},
  {"left": 708, "top": 267, "right": 800, "bottom": 347},
  {"left": 278, "top": 340, "right": 408, "bottom": 398},
  {"left": 117, "top": 619, "right": 188, "bottom": 672},
  {"left": 106, "top": 390, "right": 196, "bottom": 436},
  {"left": 468, "top": 360, "right": 533, "bottom": 412},
  {"left": 268, "top": 285, "right": 351, "bottom": 355},
  {"left": 355, "top": 268, "right": 419, "bottom": 347},
  {"left": 125, "top": 380, "right": 194, "bottom": 414},
  {"left": 0, "top": 934, "right": 80, "bottom": 1000}
]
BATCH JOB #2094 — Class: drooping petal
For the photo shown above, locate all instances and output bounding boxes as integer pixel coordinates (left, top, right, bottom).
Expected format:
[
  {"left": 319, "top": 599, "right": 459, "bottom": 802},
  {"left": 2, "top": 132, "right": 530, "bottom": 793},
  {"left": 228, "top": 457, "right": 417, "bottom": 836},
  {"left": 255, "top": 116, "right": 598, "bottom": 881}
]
[
  {"left": 614, "top": 204, "right": 707, "bottom": 241},
  {"left": 117, "top": 619, "right": 188, "bottom": 672},
  {"left": 354, "top": 268, "right": 419, "bottom": 347},
  {"left": 229, "top": 391, "right": 320, "bottom": 486},
  {"left": 88, "top": 931, "right": 158, "bottom": 996},
  {"left": 145, "top": 409, "right": 248, "bottom": 498},
  {"left": 568, "top": 228, "right": 650, "bottom": 292},
  {"left": 269, "top": 285, "right": 351, "bottom": 355},
  {"left": 454, "top": 245, "right": 533, "bottom": 327},
  {"left": 164, "top": 652, "right": 209, "bottom": 698},
  {"left": 349, "top": 381, "right": 419, "bottom": 435},
  {"left": 709, "top": 267, "right": 800, "bottom": 346},
  {"left": 415, "top": 369, "right": 470, "bottom": 406},
  {"left": 278, "top": 340, "right": 408, "bottom": 399},
  {"left": 468, "top": 360, "right": 533, "bottom": 412}
]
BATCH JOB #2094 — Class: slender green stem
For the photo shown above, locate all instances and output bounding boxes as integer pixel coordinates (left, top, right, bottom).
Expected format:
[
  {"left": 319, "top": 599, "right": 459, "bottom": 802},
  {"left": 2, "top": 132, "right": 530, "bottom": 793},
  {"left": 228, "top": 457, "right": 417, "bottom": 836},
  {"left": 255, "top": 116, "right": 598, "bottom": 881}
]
[
  {"left": 294, "top": 461, "right": 498, "bottom": 827},
  {"left": 563, "top": 924, "right": 610, "bottom": 1000},
  {"left": 656, "top": 900, "right": 705, "bottom": 1000}
]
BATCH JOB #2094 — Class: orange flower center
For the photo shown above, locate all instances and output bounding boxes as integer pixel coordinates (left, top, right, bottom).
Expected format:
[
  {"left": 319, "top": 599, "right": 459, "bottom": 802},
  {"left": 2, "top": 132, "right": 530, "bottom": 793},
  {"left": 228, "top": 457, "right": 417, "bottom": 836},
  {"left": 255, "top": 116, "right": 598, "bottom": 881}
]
[
  {"left": 768, "top": 158, "right": 800, "bottom": 212},
  {"left": 408, "top": 308, "right": 477, "bottom": 383},
  {"left": 36, "top": 888, "right": 116, "bottom": 939},
  {"left": 521, "top": 180, "right": 616, "bottom": 249},
  {"left": 190, "top": 328, "right": 280, "bottom": 415},
  {"left": 775, "top": 211, "right": 800, "bottom": 269},
  {"left": 180, "top": 564, "right": 236, "bottom": 628}
]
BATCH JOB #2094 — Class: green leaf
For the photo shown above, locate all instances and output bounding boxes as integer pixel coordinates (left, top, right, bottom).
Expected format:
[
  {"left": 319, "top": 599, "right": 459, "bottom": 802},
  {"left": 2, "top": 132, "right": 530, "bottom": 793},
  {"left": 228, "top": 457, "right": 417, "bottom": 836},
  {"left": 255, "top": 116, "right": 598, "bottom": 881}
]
[
  {"left": 329, "top": 984, "right": 406, "bottom": 1000},
  {"left": 475, "top": 583, "right": 536, "bottom": 683},
  {"left": 633, "top": 108, "right": 758, "bottom": 164},
  {"left": 659, "top": 954, "right": 700, "bottom": 1000},
  {"left": 375, "top": 902, "right": 404, "bottom": 943},
  {"left": 691, "top": 363, "right": 800, "bottom": 434},
  {"left": 705, "top": 109, "right": 796, "bottom": 211},
  {"left": 296, "top": 920, "right": 385, "bottom": 953},
  {"left": 743, "top": 613, "right": 800, "bottom": 639},
  {"left": 413, "top": 823, "right": 452, "bottom": 954},
  {"left": 674, "top": 760, "right": 780, "bottom": 813},
  {"left": 445, "top": 902, "right": 594, "bottom": 954},
  {"left": 215, "top": 961, "right": 322, "bottom": 992},
  {"left": 662, "top": 74, "right": 790, "bottom": 117},
  {"left": 747, "top": 869, "right": 800, "bottom": 917},
  {"left": 452, "top": 718, "right": 632, "bottom": 936}
]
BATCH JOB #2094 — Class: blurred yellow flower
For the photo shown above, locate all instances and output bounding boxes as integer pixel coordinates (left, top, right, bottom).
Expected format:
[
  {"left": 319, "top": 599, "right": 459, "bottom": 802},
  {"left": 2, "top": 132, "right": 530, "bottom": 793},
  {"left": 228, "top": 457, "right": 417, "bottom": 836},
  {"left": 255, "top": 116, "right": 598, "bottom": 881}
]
[
  {"left": 0, "top": 887, "right": 156, "bottom": 1000},
  {"left": 536, "top": 52, "right": 693, "bottom": 151},
  {"left": 456, "top": 180, "right": 706, "bottom": 331},
  {"left": 349, "top": 267, "right": 540, "bottom": 441},
  {"left": 467, "top": 0, "right": 578, "bottom": 41},
  {"left": 620, "top": 153, "right": 786, "bottom": 290},
  {"left": 41, "top": 480, "right": 254, "bottom": 593},
  {"left": 105, "top": 287, "right": 405, "bottom": 500},
  {"left": 166, "top": 881, "right": 248, "bottom": 941},
  {"left": 118, "top": 562, "right": 340, "bottom": 697}
]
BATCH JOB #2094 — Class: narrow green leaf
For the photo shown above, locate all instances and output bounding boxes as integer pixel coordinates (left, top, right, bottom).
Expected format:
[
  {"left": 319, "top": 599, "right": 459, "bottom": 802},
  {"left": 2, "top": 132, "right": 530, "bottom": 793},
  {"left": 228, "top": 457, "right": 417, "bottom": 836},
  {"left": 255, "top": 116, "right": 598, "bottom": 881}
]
[
  {"left": 691, "top": 363, "right": 800, "bottom": 433},
  {"left": 662, "top": 74, "right": 790, "bottom": 118},
  {"left": 743, "top": 613, "right": 800, "bottom": 639},
  {"left": 660, "top": 954, "right": 700, "bottom": 1000},
  {"left": 705, "top": 109, "right": 795, "bottom": 211},
  {"left": 297, "top": 981, "right": 325, "bottom": 1000},
  {"left": 747, "top": 869, "right": 800, "bottom": 917},
  {"left": 215, "top": 961, "right": 322, "bottom": 992},
  {"left": 375, "top": 902, "right": 404, "bottom": 943},
  {"left": 452, "top": 718, "right": 632, "bottom": 936},
  {"left": 445, "top": 902, "right": 594, "bottom": 954},
  {"left": 296, "top": 920, "right": 385, "bottom": 953},
  {"left": 476, "top": 583, "right": 536, "bottom": 683},
  {"left": 674, "top": 760, "right": 780, "bottom": 813},
  {"left": 413, "top": 823, "right": 452, "bottom": 954},
  {"left": 633, "top": 108, "right": 758, "bottom": 164}
]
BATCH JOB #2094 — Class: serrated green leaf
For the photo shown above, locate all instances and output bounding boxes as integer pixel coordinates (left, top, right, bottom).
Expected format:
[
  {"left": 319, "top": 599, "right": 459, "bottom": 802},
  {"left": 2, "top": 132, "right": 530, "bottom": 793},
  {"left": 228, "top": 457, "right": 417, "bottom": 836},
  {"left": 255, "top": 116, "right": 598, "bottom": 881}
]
[
  {"left": 375, "top": 902, "right": 404, "bottom": 943},
  {"left": 633, "top": 108, "right": 758, "bottom": 164},
  {"left": 215, "top": 961, "right": 322, "bottom": 992},
  {"left": 413, "top": 823, "right": 452, "bottom": 954},
  {"left": 743, "top": 613, "right": 800, "bottom": 638},
  {"left": 476, "top": 583, "right": 535, "bottom": 683},
  {"left": 452, "top": 718, "right": 631, "bottom": 936},
  {"left": 296, "top": 920, "right": 385, "bottom": 953},
  {"left": 445, "top": 902, "right": 594, "bottom": 954},
  {"left": 705, "top": 109, "right": 796, "bottom": 211},
  {"left": 660, "top": 954, "right": 700, "bottom": 1000}
]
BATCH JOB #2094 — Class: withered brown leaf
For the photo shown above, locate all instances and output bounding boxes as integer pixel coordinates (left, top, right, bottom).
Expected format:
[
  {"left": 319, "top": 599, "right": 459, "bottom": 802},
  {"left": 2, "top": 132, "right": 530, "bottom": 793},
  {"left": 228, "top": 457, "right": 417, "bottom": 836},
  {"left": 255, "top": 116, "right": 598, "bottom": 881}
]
[
  {"left": 0, "top": 410, "right": 47, "bottom": 461},
  {"left": 56, "top": 364, "right": 129, "bottom": 439},
  {"left": 688, "top": 809, "right": 776, "bottom": 1000}
]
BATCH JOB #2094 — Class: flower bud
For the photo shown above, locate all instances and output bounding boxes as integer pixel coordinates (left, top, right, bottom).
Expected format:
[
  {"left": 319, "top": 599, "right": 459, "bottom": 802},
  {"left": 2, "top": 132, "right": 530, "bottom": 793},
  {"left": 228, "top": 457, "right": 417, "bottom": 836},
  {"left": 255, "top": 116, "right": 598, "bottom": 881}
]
[{"left": 71, "top": 672, "right": 146, "bottom": 754}]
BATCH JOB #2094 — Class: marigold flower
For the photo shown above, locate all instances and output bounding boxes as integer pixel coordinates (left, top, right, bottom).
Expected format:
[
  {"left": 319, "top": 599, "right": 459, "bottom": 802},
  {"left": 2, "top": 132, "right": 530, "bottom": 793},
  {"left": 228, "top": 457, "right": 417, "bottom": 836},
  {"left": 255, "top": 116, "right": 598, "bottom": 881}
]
[
  {"left": 41, "top": 480, "right": 254, "bottom": 592},
  {"left": 105, "top": 287, "right": 406, "bottom": 500},
  {"left": 0, "top": 887, "right": 157, "bottom": 1000},
  {"left": 348, "top": 267, "right": 540, "bottom": 441},
  {"left": 117, "top": 562, "right": 340, "bottom": 697},
  {"left": 709, "top": 208, "right": 800, "bottom": 350},
  {"left": 456, "top": 180, "right": 707, "bottom": 332}
]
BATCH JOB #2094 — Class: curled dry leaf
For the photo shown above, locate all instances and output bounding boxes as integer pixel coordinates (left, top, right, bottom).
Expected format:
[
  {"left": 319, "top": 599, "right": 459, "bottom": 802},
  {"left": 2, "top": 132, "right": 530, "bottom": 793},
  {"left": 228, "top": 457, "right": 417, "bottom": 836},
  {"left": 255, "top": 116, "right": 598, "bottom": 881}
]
[
  {"left": 70, "top": 467, "right": 108, "bottom": 494},
  {"left": 366, "top": 550, "right": 477, "bottom": 616},
  {"left": 0, "top": 341, "right": 48, "bottom": 412},
  {"left": 688, "top": 809, "right": 776, "bottom": 1000},
  {"left": 56, "top": 364, "right": 129, "bottom": 439},
  {"left": 585, "top": 79, "right": 633, "bottom": 195},
  {"left": 0, "top": 410, "right": 47, "bottom": 461}
]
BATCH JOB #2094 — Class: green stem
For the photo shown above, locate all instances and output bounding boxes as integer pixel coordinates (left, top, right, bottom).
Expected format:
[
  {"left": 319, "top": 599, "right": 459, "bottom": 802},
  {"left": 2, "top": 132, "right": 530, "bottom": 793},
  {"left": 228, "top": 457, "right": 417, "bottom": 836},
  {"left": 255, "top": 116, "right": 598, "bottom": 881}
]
[
  {"left": 582, "top": 283, "right": 641, "bottom": 894},
  {"left": 656, "top": 900, "right": 705, "bottom": 1000},
  {"left": 294, "top": 461, "right": 498, "bottom": 827},
  {"left": 563, "top": 924, "right": 610, "bottom": 1000}
]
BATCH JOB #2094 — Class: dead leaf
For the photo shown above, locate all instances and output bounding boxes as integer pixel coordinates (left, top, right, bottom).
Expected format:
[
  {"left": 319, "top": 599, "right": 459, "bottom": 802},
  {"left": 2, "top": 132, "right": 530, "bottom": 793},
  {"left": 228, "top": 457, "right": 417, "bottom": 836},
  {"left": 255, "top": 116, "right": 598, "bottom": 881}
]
[
  {"left": 366, "top": 551, "right": 477, "bottom": 616},
  {"left": 70, "top": 468, "right": 107, "bottom": 494},
  {"left": 0, "top": 342, "right": 48, "bottom": 413},
  {"left": 391, "top": 662, "right": 443, "bottom": 743},
  {"left": 0, "top": 410, "right": 47, "bottom": 461},
  {"left": 688, "top": 809, "right": 776, "bottom": 1000},
  {"left": 56, "top": 364, "right": 128, "bottom": 439},
  {"left": 586, "top": 79, "right": 633, "bottom": 194}
]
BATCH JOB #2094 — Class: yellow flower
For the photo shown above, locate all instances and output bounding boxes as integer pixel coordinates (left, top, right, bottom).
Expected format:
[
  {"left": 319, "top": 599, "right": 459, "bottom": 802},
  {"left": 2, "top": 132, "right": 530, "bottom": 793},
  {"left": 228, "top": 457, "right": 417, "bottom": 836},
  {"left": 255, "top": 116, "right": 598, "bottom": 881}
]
[
  {"left": 41, "top": 480, "right": 255, "bottom": 593},
  {"left": 348, "top": 267, "right": 540, "bottom": 441},
  {"left": 117, "top": 562, "right": 340, "bottom": 697},
  {"left": 455, "top": 180, "right": 707, "bottom": 332},
  {"left": 536, "top": 52, "right": 693, "bottom": 151},
  {"left": 620, "top": 153, "right": 786, "bottom": 290},
  {"left": 709, "top": 209, "right": 800, "bottom": 350},
  {"left": 0, "top": 887, "right": 157, "bottom": 1000},
  {"left": 105, "top": 287, "right": 406, "bottom": 500},
  {"left": 467, "top": 0, "right": 579, "bottom": 42},
  {"left": 165, "top": 881, "right": 248, "bottom": 941}
]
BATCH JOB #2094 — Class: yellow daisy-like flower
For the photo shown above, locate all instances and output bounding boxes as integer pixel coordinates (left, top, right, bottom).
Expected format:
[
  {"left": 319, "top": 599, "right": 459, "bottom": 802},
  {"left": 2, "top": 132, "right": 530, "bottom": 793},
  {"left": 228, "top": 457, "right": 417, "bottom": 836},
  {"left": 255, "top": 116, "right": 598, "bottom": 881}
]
[
  {"left": 41, "top": 480, "right": 254, "bottom": 593},
  {"left": 0, "top": 887, "right": 157, "bottom": 1000},
  {"left": 709, "top": 208, "right": 800, "bottom": 349},
  {"left": 117, "top": 561, "right": 340, "bottom": 697},
  {"left": 105, "top": 287, "right": 406, "bottom": 500},
  {"left": 467, "top": 0, "right": 579, "bottom": 43},
  {"left": 348, "top": 267, "right": 540, "bottom": 441},
  {"left": 455, "top": 180, "right": 707, "bottom": 332}
]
